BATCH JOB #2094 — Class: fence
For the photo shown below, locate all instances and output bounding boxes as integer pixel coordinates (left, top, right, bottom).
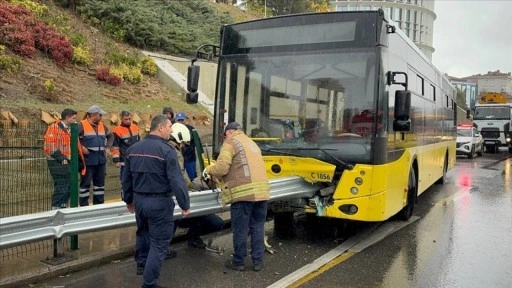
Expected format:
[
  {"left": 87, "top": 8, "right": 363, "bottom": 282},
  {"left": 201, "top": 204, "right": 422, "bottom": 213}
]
[{"left": 0, "top": 120, "right": 122, "bottom": 218}]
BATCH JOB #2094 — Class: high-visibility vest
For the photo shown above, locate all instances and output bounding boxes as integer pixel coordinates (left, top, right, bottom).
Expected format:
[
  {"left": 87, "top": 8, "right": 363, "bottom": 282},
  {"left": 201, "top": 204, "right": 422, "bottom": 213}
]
[
  {"left": 80, "top": 120, "right": 107, "bottom": 165},
  {"left": 112, "top": 123, "right": 140, "bottom": 163}
]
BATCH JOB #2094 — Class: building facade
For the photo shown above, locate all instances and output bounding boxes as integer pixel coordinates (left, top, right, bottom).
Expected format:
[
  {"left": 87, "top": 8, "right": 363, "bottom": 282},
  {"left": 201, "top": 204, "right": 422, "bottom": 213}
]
[
  {"left": 461, "top": 70, "right": 512, "bottom": 101},
  {"left": 451, "top": 80, "right": 478, "bottom": 110},
  {"left": 330, "top": 0, "right": 436, "bottom": 60}
]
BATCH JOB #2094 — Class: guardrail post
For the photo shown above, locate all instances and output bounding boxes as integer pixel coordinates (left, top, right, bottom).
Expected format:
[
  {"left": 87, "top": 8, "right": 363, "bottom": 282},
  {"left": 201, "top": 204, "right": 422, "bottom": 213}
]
[
  {"left": 42, "top": 212, "right": 75, "bottom": 265},
  {"left": 70, "top": 122, "right": 79, "bottom": 250}
]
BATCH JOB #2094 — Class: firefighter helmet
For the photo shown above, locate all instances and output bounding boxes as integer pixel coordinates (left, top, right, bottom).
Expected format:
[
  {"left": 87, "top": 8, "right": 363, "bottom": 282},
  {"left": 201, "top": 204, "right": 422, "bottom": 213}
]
[{"left": 170, "top": 123, "right": 191, "bottom": 143}]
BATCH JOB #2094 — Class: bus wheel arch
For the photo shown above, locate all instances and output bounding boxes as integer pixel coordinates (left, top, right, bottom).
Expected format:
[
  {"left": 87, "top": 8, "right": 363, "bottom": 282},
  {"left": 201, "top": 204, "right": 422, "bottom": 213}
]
[
  {"left": 435, "top": 151, "right": 448, "bottom": 185},
  {"left": 398, "top": 161, "right": 418, "bottom": 221}
]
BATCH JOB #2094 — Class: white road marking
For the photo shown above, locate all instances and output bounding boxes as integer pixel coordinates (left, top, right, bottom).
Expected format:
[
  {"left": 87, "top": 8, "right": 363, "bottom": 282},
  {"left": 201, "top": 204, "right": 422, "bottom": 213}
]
[{"left": 267, "top": 216, "right": 419, "bottom": 288}]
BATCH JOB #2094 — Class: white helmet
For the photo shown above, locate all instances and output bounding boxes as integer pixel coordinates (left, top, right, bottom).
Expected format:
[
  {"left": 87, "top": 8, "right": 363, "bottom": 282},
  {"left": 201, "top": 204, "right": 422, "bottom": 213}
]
[{"left": 171, "top": 123, "right": 191, "bottom": 143}]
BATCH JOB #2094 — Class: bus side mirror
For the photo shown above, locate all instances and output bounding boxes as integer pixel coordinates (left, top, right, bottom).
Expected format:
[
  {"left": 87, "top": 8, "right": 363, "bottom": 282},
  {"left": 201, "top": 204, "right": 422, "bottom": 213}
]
[
  {"left": 186, "top": 65, "right": 200, "bottom": 104},
  {"left": 393, "top": 90, "right": 411, "bottom": 131}
]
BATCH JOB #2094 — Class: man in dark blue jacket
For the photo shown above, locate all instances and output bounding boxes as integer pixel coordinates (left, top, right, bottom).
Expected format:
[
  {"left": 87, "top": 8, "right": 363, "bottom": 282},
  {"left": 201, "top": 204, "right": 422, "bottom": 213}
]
[{"left": 122, "top": 115, "right": 190, "bottom": 288}]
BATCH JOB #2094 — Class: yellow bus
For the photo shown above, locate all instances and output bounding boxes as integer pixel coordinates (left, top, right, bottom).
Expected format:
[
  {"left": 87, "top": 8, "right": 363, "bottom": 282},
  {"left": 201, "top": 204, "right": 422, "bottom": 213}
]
[{"left": 186, "top": 10, "right": 456, "bottom": 223}]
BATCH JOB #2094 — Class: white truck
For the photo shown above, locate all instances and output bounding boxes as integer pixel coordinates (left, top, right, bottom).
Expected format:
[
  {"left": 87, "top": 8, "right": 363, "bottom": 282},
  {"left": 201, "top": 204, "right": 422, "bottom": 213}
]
[{"left": 473, "top": 102, "right": 512, "bottom": 153}]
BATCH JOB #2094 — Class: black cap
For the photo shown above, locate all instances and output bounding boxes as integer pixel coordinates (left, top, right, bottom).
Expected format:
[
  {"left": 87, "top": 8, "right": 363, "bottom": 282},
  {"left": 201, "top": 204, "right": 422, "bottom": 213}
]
[
  {"left": 162, "top": 107, "right": 174, "bottom": 115},
  {"left": 224, "top": 122, "right": 242, "bottom": 133}
]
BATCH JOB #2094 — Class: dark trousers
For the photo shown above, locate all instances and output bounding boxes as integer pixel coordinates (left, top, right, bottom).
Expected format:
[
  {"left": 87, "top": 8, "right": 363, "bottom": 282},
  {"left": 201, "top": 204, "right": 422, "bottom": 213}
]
[
  {"left": 230, "top": 201, "right": 268, "bottom": 266},
  {"left": 47, "top": 160, "right": 71, "bottom": 208},
  {"left": 177, "top": 214, "right": 224, "bottom": 241},
  {"left": 134, "top": 195, "right": 174, "bottom": 288},
  {"left": 184, "top": 160, "right": 197, "bottom": 180},
  {"left": 79, "top": 163, "right": 106, "bottom": 206}
]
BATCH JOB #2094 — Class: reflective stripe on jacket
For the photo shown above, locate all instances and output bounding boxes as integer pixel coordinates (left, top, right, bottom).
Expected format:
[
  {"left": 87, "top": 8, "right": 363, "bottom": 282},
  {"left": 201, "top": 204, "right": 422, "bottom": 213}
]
[
  {"left": 80, "top": 120, "right": 107, "bottom": 166},
  {"left": 44, "top": 121, "right": 86, "bottom": 175},
  {"left": 112, "top": 124, "right": 140, "bottom": 164},
  {"left": 208, "top": 130, "right": 270, "bottom": 204}
]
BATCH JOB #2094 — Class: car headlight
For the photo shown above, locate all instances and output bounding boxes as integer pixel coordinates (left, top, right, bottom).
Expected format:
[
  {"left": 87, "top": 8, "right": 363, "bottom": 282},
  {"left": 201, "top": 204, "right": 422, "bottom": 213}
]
[{"left": 507, "top": 137, "right": 511, "bottom": 143}]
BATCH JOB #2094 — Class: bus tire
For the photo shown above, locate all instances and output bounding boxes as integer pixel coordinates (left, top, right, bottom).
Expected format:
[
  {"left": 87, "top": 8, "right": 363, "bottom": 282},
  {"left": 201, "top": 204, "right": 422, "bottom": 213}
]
[
  {"left": 399, "top": 167, "right": 417, "bottom": 221},
  {"left": 435, "top": 156, "right": 448, "bottom": 185}
]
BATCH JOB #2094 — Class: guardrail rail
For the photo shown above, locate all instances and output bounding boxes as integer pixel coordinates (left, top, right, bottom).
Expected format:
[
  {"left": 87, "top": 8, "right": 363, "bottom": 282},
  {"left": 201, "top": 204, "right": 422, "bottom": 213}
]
[{"left": 0, "top": 176, "right": 321, "bottom": 249}]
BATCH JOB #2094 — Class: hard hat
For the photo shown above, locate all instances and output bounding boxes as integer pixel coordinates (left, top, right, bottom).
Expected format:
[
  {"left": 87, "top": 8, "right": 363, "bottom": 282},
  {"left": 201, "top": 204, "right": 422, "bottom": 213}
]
[{"left": 171, "top": 123, "right": 191, "bottom": 143}]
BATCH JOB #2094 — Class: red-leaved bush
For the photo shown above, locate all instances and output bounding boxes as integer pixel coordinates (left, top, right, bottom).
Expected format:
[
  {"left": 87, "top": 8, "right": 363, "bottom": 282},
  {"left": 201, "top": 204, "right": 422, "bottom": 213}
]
[
  {"left": 95, "top": 65, "right": 122, "bottom": 86},
  {"left": 95, "top": 66, "right": 110, "bottom": 81},
  {"left": 0, "top": 2, "right": 72, "bottom": 65},
  {"left": 105, "top": 74, "right": 122, "bottom": 86}
]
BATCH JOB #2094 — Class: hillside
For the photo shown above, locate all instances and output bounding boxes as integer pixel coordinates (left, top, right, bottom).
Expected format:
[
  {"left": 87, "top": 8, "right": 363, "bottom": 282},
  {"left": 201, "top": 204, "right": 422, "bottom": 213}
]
[{"left": 0, "top": 0, "right": 260, "bottom": 139}]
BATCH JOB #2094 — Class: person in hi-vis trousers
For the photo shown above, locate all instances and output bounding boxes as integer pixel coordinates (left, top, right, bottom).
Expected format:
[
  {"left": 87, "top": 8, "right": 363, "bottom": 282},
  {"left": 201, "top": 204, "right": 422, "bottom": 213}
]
[{"left": 78, "top": 105, "right": 113, "bottom": 206}]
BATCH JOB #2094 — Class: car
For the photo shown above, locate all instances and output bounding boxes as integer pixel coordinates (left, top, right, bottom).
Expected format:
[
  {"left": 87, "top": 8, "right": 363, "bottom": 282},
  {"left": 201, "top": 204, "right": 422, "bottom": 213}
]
[{"left": 456, "top": 125, "right": 484, "bottom": 158}]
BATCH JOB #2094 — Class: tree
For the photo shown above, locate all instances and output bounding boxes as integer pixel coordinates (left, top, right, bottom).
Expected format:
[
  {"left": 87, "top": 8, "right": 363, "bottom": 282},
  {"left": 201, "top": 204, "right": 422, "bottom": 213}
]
[{"left": 243, "top": 0, "right": 330, "bottom": 16}]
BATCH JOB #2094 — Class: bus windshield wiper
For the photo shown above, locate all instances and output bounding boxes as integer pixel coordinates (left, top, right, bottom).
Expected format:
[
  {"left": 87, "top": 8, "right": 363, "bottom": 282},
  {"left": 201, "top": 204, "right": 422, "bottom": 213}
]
[{"left": 262, "top": 148, "right": 353, "bottom": 170}]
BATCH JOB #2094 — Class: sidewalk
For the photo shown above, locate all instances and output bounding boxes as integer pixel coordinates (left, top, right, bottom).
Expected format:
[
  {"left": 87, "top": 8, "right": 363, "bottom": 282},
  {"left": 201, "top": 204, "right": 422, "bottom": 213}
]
[{"left": 0, "top": 212, "right": 230, "bottom": 288}]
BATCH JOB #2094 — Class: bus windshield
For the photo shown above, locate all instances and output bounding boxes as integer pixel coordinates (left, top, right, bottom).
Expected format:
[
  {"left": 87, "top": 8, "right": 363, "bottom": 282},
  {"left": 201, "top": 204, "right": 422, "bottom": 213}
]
[{"left": 215, "top": 47, "right": 379, "bottom": 164}]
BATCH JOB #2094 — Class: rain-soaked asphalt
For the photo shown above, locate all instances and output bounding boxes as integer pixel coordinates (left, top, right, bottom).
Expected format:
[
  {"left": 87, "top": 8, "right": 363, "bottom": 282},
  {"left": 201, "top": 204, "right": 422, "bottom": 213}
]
[
  {"left": 300, "top": 150, "right": 512, "bottom": 288},
  {"left": 32, "top": 150, "right": 512, "bottom": 288}
]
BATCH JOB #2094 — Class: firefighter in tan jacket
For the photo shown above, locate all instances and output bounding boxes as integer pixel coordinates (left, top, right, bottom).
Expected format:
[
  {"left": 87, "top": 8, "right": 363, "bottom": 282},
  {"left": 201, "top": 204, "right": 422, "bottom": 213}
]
[{"left": 204, "top": 122, "right": 270, "bottom": 272}]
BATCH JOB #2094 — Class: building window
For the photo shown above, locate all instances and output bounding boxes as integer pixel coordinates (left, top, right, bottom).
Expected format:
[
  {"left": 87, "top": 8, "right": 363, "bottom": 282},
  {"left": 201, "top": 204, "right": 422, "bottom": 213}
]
[{"left": 431, "top": 84, "right": 436, "bottom": 102}]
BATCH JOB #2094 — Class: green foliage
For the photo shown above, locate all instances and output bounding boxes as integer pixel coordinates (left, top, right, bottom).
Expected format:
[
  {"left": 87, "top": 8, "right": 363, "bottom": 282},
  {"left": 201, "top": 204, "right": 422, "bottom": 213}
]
[
  {"left": 43, "top": 79, "right": 58, "bottom": 101},
  {"left": 72, "top": 45, "right": 92, "bottom": 66},
  {"left": 244, "top": 0, "right": 330, "bottom": 16},
  {"left": 73, "top": 0, "right": 235, "bottom": 55},
  {"left": 44, "top": 79, "right": 56, "bottom": 94},
  {"left": 9, "top": 0, "right": 49, "bottom": 17},
  {"left": 70, "top": 33, "right": 86, "bottom": 47},
  {"left": 140, "top": 56, "right": 157, "bottom": 76},
  {"left": 0, "top": 45, "right": 22, "bottom": 73},
  {"left": 113, "top": 64, "right": 143, "bottom": 84},
  {"left": 106, "top": 51, "right": 138, "bottom": 67}
]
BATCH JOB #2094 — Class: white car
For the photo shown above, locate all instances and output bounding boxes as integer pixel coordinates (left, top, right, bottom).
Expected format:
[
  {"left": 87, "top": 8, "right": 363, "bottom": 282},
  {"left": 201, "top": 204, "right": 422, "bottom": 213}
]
[{"left": 456, "top": 125, "right": 484, "bottom": 158}]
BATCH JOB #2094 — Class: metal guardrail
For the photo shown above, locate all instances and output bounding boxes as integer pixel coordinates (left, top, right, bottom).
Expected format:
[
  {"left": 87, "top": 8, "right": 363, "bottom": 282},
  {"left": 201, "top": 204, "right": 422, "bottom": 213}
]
[{"left": 0, "top": 176, "right": 321, "bottom": 249}]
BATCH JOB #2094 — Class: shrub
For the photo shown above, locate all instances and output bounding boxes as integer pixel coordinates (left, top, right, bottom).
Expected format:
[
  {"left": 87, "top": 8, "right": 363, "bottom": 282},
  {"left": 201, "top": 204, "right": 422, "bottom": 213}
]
[
  {"left": 120, "top": 64, "right": 143, "bottom": 84},
  {"left": 106, "top": 51, "right": 138, "bottom": 67},
  {"left": 0, "top": 2, "right": 72, "bottom": 65},
  {"left": 43, "top": 79, "right": 56, "bottom": 94},
  {"left": 105, "top": 74, "right": 122, "bottom": 86},
  {"left": 72, "top": 45, "right": 92, "bottom": 66},
  {"left": 43, "top": 79, "right": 57, "bottom": 101},
  {"left": 0, "top": 45, "right": 22, "bottom": 73},
  {"left": 70, "top": 33, "right": 86, "bottom": 47},
  {"left": 140, "top": 56, "right": 157, "bottom": 76},
  {"left": 10, "top": 0, "right": 49, "bottom": 18},
  {"left": 95, "top": 65, "right": 123, "bottom": 86},
  {"left": 95, "top": 65, "right": 110, "bottom": 81}
]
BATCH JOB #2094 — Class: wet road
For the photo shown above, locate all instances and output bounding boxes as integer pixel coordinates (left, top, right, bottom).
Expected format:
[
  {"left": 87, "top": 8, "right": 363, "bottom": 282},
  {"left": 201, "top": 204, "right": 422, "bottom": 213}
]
[
  {"left": 32, "top": 150, "right": 512, "bottom": 288},
  {"left": 300, "top": 150, "right": 512, "bottom": 288}
]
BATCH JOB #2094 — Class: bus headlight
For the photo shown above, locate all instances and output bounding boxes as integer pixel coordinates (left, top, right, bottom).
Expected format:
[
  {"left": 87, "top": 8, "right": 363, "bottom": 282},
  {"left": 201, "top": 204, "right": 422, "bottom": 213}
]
[
  {"left": 355, "top": 177, "right": 363, "bottom": 185},
  {"left": 506, "top": 137, "right": 511, "bottom": 143},
  {"left": 350, "top": 187, "right": 359, "bottom": 195}
]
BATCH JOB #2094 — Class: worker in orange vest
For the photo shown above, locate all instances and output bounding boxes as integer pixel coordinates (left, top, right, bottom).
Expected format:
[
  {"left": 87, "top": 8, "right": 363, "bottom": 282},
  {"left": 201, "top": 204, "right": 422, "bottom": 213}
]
[
  {"left": 43, "top": 108, "right": 85, "bottom": 209},
  {"left": 78, "top": 105, "right": 112, "bottom": 206}
]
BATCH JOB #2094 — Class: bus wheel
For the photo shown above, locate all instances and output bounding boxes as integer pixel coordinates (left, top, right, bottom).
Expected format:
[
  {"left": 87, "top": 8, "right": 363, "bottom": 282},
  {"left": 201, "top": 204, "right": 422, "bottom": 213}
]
[
  {"left": 435, "top": 156, "right": 448, "bottom": 185},
  {"left": 399, "top": 167, "right": 417, "bottom": 221},
  {"left": 273, "top": 212, "right": 295, "bottom": 238}
]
